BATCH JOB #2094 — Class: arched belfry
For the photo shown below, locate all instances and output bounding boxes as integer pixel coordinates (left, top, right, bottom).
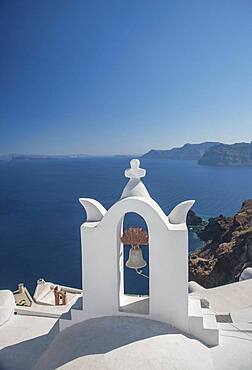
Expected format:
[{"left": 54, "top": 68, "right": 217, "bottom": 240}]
[{"left": 78, "top": 159, "right": 194, "bottom": 332}]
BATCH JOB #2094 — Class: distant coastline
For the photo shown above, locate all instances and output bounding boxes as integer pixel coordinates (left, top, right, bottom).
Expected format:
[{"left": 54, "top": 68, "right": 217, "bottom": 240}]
[
  {"left": 142, "top": 142, "right": 220, "bottom": 161},
  {"left": 142, "top": 141, "right": 252, "bottom": 167},
  {"left": 198, "top": 142, "right": 252, "bottom": 166},
  {"left": 2, "top": 141, "right": 252, "bottom": 167},
  {"left": 0, "top": 154, "right": 90, "bottom": 161}
]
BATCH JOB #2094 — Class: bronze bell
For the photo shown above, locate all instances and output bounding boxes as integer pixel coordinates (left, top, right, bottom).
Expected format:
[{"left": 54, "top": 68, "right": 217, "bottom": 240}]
[{"left": 126, "top": 245, "right": 147, "bottom": 270}]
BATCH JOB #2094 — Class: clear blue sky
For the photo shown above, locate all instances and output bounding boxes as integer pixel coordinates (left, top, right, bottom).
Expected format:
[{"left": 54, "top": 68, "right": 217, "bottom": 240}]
[{"left": 0, "top": 0, "right": 252, "bottom": 155}]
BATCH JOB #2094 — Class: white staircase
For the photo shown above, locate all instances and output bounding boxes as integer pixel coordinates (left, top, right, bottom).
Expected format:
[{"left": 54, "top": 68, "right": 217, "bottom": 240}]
[{"left": 188, "top": 297, "right": 219, "bottom": 346}]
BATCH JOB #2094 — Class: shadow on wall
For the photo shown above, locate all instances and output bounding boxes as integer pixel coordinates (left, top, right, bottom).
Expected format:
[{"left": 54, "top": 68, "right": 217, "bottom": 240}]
[{"left": 0, "top": 320, "right": 60, "bottom": 370}]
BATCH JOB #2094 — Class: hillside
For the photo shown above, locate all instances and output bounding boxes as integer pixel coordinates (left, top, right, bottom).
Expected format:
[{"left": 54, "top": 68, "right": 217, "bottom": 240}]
[
  {"left": 198, "top": 142, "right": 252, "bottom": 166},
  {"left": 142, "top": 142, "right": 221, "bottom": 160},
  {"left": 189, "top": 200, "right": 252, "bottom": 288}
]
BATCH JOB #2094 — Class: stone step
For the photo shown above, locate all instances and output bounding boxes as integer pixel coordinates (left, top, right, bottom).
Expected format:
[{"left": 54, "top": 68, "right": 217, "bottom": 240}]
[
  {"left": 203, "top": 313, "right": 218, "bottom": 330},
  {"left": 188, "top": 297, "right": 219, "bottom": 346},
  {"left": 60, "top": 310, "right": 72, "bottom": 321},
  {"left": 70, "top": 296, "right": 83, "bottom": 311},
  {"left": 202, "top": 307, "right": 215, "bottom": 316},
  {"left": 188, "top": 298, "right": 202, "bottom": 317}
]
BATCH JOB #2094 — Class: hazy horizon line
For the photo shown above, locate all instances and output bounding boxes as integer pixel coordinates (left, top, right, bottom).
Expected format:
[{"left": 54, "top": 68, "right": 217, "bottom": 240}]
[{"left": 1, "top": 139, "right": 252, "bottom": 157}]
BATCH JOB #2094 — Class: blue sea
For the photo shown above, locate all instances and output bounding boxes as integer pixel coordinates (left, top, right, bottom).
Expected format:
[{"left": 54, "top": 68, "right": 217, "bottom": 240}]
[{"left": 0, "top": 157, "right": 252, "bottom": 295}]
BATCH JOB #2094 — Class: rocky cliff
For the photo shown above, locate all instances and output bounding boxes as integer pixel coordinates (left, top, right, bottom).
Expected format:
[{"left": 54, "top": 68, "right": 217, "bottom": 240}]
[
  {"left": 198, "top": 142, "right": 252, "bottom": 166},
  {"left": 142, "top": 142, "right": 220, "bottom": 160},
  {"left": 187, "top": 210, "right": 204, "bottom": 226},
  {"left": 189, "top": 200, "right": 252, "bottom": 288}
]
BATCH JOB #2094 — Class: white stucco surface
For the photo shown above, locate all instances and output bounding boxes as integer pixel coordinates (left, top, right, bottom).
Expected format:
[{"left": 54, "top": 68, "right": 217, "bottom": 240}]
[
  {"left": 34, "top": 316, "right": 215, "bottom": 370},
  {"left": 0, "top": 290, "right": 15, "bottom": 327},
  {"left": 239, "top": 267, "right": 252, "bottom": 281},
  {"left": 33, "top": 279, "right": 82, "bottom": 307},
  {"left": 212, "top": 321, "right": 252, "bottom": 370},
  {"left": 1, "top": 279, "right": 251, "bottom": 370},
  {"left": 0, "top": 314, "right": 58, "bottom": 370},
  {"left": 34, "top": 312, "right": 252, "bottom": 370},
  {"left": 188, "top": 280, "right": 206, "bottom": 293},
  {"left": 190, "top": 279, "right": 252, "bottom": 313}
]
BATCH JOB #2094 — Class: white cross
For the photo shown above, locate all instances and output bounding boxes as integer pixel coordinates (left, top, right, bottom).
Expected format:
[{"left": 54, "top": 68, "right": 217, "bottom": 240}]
[{"left": 125, "top": 159, "right": 146, "bottom": 179}]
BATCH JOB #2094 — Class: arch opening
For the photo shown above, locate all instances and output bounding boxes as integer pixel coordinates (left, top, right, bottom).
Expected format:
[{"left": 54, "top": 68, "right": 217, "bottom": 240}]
[{"left": 119, "top": 212, "right": 150, "bottom": 315}]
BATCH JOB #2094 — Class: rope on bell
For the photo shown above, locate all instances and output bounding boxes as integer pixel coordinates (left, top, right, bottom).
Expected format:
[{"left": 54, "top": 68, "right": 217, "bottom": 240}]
[{"left": 136, "top": 269, "right": 149, "bottom": 279}]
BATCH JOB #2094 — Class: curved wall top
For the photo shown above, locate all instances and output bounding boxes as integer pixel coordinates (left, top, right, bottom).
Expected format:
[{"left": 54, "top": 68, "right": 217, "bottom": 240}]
[{"left": 80, "top": 158, "right": 194, "bottom": 230}]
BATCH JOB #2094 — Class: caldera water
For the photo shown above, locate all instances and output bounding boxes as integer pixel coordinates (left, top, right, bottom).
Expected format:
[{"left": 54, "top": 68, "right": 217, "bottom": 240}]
[{"left": 0, "top": 157, "right": 251, "bottom": 295}]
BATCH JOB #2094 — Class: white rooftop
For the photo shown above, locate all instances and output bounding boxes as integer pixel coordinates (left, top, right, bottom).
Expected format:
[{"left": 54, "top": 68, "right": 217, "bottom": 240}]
[
  {"left": 0, "top": 280, "right": 251, "bottom": 370},
  {"left": 34, "top": 316, "right": 214, "bottom": 370}
]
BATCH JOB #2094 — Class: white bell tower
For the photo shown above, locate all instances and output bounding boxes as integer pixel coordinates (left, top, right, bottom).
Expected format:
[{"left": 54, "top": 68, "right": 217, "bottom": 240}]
[
  {"left": 77, "top": 158, "right": 194, "bottom": 333},
  {"left": 59, "top": 159, "right": 219, "bottom": 346}
]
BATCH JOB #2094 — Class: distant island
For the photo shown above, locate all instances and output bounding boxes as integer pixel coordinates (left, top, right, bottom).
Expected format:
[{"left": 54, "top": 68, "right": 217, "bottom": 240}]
[
  {"left": 142, "top": 142, "right": 221, "bottom": 160},
  {"left": 142, "top": 141, "right": 252, "bottom": 167},
  {"left": 198, "top": 142, "right": 252, "bottom": 166},
  {"left": 0, "top": 154, "right": 89, "bottom": 161}
]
